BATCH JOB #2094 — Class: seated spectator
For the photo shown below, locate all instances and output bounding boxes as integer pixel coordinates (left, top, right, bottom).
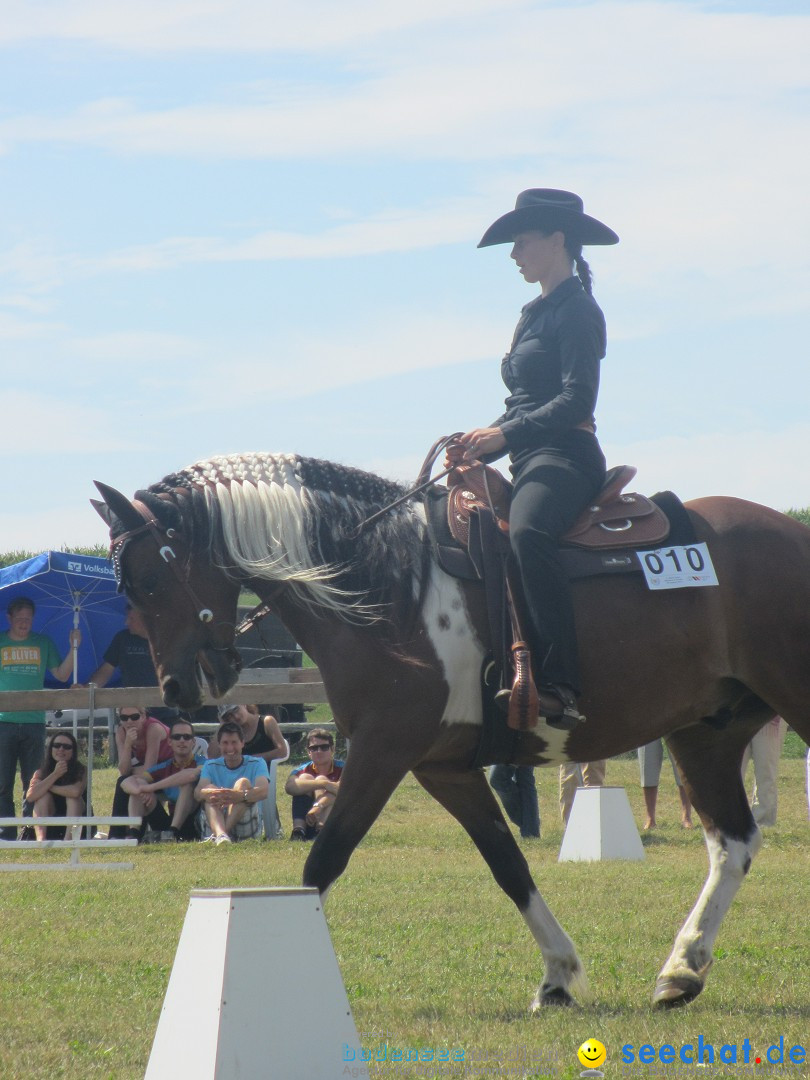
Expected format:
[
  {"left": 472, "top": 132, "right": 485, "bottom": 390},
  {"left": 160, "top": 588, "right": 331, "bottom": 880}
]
[
  {"left": 105, "top": 706, "right": 171, "bottom": 839},
  {"left": 209, "top": 704, "right": 287, "bottom": 764},
  {"left": 85, "top": 604, "right": 178, "bottom": 723},
  {"left": 285, "top": 728, "right": 344, "bottom": 841},
  {"left": 121, "top": 719, "right": 206, "bottom": 842},
  {"left": 194, "top": 721, "right": 269, "bottom": 845},
  {"left": 638, "top": 738, "right": 692, "bottom": 829},
  {"left": 26, "top": 731, "right": 87, "bottom": 840}
]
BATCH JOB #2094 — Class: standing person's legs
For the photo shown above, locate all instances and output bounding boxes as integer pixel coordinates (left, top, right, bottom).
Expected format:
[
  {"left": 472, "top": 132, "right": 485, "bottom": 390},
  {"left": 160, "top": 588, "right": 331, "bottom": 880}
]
[
  {"left": 0, "top": 723, "right": 21, "bottom": 838},
  {"left": 559, "top": 763, "right": 583, "bottom": 826},
  {"left": 515, "top": 766, "right": 540, "bottom": 838},
  {"left": 750, "top": 717, "right": 787, "bottom": 827},
  {"left": 580, "top": 760, "right": 606, "bottom": 788},
  {"left": 638, "top": 740, "right": 664, "bottom": 829},
  {"left": 18, "top": 723, "right": 46, "bottom": 818},
  {"left": 489, "top": 766, "right": 522, "bottom": 830},
  {"left": 664, "top": 743, "right": 693, "bottom": 827}
]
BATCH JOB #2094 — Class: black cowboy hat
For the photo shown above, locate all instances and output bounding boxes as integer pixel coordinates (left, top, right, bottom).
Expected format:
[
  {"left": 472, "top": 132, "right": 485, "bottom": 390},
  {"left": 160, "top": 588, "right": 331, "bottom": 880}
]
[{"left": 478, "top": 188, "right": 619, "bottom": 248}]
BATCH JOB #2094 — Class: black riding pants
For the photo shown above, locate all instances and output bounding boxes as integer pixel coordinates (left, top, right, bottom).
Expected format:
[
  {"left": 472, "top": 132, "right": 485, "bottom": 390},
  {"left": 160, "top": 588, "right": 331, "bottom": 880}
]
[{"left": 509, "top": 436, "right": 605, "bottom": 693}]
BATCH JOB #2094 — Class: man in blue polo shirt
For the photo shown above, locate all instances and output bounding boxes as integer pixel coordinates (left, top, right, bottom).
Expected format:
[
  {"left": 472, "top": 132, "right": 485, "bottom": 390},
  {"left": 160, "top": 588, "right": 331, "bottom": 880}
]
[
  {"left": 194, "top": 720, "right": 269, "bottom": 845},
  {"left": 0, "top": 596, "right": 81, "bottom": 838}
]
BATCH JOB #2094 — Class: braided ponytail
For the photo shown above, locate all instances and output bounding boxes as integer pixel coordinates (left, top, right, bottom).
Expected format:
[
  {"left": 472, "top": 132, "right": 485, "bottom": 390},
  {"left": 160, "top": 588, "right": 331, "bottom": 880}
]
[
  {"left": 564, "top": 238, "right": 593, "bottom": 295},
  {"left": 574, "top": 253, "right": 593, "bottom": 295}
]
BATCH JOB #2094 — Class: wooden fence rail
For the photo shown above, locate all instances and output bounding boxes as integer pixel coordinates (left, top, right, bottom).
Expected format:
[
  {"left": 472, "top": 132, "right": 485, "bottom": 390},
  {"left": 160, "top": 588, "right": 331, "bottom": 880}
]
[{"left": 0, "top": 668, "right": 328, "bottom": 712}]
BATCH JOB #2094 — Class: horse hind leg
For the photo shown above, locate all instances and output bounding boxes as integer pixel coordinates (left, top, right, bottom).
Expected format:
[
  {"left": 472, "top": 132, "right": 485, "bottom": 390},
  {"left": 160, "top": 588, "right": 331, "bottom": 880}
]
[
  {"left": 654, "top": 724, "right": 762, "bottom": 1009},
  {"left": 412, "top": 765, "right": 586, "bottom": 1009}
]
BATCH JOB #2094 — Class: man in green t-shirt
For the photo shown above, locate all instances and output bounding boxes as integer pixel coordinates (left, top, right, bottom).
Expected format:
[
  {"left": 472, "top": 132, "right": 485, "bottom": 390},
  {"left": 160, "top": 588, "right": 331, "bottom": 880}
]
[{"left": 0, "top": 597, "right": 81, "bottom": 838}]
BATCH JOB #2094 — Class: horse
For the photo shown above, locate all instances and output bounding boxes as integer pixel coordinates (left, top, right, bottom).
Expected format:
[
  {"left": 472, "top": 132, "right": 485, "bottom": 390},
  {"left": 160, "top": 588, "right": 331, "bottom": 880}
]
[{"left": 93, "top": 451, "right": 810, "bottom": 1010}]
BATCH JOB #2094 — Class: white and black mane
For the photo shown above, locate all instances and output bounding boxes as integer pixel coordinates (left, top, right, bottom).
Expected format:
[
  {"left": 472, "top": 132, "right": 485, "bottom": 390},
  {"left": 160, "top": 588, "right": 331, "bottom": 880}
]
[{"left": 123, "top": 452, "right": 431, "bottom": 627}]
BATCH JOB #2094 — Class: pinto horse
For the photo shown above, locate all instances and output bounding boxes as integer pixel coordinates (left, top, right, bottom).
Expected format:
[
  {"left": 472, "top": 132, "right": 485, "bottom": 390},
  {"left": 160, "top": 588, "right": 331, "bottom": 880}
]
[{"left": 94, "top": 452, "right": 810, "bottom": 1010}]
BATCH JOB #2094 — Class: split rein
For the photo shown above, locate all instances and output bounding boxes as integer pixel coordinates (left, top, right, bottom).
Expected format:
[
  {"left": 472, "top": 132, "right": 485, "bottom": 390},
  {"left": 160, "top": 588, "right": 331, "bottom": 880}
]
[{"left": 351, "top": 433, "right": 471, "bottom": 538}]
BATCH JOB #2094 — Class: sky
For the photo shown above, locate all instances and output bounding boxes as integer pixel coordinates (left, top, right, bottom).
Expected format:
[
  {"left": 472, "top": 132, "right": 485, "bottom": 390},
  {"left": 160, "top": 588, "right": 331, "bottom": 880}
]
[{"left": 1, "top": 0, "right": 808, "bottom": 553}]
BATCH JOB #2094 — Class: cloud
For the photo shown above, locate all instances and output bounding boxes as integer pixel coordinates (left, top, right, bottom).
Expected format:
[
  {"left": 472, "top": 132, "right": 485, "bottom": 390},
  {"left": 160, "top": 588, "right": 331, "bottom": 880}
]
[
  {"left": 62, "top": 310, "right": 506, "bottom": 408},
  {"left": 1, "top": 390, "right": 127, "bottom": 453},
  {"left": 0, "top": 0, "right": 525, "bottom": 52},
  {"left": 601, "top": 424, "right": 810, "bottom": 511},
  {"left": 0, "top": 4, "right": 806, "bottom": 162}
]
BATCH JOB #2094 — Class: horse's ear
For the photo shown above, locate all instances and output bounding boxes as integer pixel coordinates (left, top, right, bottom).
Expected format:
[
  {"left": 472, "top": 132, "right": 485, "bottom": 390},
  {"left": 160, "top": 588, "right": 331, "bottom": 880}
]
[
  {"left": 93, "top": 481, "right": 144, "bottom": 532},
  {"left": 90, "top": 498, "right": 113, "bottom": 527}
]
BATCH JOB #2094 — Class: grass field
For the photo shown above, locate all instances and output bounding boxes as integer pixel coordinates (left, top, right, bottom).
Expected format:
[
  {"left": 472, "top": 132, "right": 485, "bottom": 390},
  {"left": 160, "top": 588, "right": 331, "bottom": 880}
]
[{"left": 0, "top": 752, "right": 807, "bottom": 1079}]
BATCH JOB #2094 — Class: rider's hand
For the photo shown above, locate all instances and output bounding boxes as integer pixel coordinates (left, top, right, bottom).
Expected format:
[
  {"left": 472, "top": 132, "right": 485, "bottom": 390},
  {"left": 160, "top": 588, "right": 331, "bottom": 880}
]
[{"left": 456, "top": 428, "right": 507, "bottom": 461}]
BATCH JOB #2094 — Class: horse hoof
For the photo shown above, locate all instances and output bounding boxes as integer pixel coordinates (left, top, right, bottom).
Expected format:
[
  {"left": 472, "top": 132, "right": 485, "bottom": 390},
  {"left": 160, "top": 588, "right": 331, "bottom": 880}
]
[
  {"left": 533, "top": 983, "right": 576, "bottom": 1009},
  {"left": 652, "top": 974, "right": 703, "bottom": 1009}
]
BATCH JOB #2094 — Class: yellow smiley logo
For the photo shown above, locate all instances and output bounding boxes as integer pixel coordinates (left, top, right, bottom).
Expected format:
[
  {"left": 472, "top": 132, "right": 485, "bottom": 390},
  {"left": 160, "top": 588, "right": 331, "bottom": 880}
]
[{"left": 577, "top": 1039, "right": 607, "bottom": 1069}]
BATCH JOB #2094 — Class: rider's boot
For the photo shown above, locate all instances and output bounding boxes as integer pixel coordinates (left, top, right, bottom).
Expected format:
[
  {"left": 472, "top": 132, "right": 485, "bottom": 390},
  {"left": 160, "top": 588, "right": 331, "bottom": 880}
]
[{"left": 537, "top": 684, "right": 583, "bottom": 732}]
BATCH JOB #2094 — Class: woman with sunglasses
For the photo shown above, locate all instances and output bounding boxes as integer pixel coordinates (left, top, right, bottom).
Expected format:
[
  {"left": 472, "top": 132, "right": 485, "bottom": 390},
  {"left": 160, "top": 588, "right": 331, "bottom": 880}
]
[
  {"left": 106, "top": 706, "right": 172, "bottom": 839},
  {"left": 284, "top": 728, "right": 343, "bottom": 841},
  {"left": 27, "top": 731, "right": 87, "bottom": 840},
  {"left": 121, "top": 719, "right": 206, "bottom": 841}
]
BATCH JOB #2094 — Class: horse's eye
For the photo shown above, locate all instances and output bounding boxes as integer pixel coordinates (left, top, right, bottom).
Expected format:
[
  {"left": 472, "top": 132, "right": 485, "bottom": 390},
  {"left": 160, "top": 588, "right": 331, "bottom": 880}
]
[{"left": 137, "top": 573, "right": 162, "bottom": 597}]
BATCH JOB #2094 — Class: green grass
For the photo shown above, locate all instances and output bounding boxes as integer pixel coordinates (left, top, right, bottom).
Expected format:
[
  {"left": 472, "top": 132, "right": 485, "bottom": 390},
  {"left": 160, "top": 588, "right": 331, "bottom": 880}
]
[{"left": 0, "top": 756, "right": 807, "bottom": 1078}]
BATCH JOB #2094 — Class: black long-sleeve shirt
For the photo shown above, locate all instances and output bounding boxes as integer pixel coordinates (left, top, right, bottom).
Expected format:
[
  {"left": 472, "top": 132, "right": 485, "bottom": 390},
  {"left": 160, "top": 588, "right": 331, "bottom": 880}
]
[{"left": 492, "top": 275, "right": 606, "bottom": 463}]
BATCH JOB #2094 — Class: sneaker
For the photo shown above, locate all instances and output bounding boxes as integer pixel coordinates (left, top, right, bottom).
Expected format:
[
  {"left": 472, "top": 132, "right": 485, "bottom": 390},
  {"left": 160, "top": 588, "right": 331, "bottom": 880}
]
[
  {"left": 94, "top": 830, "right": 108, "bottom": 840},
  {"left": 200, "top": 834, "right": 217, "bottom": 844},
  {"left": 214, "top": 834, "right": 233, "bottom": 846},
  {"left": 289, "top": 827, "right": 307, "bottom": 842}
]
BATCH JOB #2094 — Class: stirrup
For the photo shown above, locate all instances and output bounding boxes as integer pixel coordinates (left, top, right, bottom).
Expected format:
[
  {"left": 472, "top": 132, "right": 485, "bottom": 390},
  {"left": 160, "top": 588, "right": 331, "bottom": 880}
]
[{"left": 538, "top": 685, "right": 584, "bottom": 732}]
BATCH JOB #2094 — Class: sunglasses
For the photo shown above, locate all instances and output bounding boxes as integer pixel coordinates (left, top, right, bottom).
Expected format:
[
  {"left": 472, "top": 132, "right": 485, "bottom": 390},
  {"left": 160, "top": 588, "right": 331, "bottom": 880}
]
[
  {"left": 308, "top": 744, "right": 332, "bottom": 752},
  {"left": 170, "top": 733, "right": 195, "bottom": 741},
  {"left": 52, "top": 743, "right": 74, "bottom": 751},
  {"left": 119, "top": 713, "right": 140, "bottom": 721}
]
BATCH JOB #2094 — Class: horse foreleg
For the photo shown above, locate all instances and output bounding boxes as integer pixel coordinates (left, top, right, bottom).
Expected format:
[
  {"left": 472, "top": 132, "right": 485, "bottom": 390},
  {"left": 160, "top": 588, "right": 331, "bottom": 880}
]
[
  {"left": 656, "top": 725, "right": 762, "bottom": 1008},
  {"left": 301, "top": 750, "right": 412, "bottom": 897},
  {"left": 413, "top": 765, "right": 585, "bottom": 1009}
]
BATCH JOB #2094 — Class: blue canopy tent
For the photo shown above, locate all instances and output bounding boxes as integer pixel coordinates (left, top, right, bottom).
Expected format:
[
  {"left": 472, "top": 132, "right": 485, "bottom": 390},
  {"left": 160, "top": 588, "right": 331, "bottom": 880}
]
[
  {"left": 0, "top": 550, "right": 127, "bottom": 686},
  {"left": 0, "top": 552, "right": 129, "bottom": 814}
]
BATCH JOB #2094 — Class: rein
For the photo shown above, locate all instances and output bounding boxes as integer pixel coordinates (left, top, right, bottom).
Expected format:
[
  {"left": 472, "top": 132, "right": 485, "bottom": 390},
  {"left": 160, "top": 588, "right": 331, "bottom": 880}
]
[{"left": 351, "top": 433, "right": 465, "bottom": 538}]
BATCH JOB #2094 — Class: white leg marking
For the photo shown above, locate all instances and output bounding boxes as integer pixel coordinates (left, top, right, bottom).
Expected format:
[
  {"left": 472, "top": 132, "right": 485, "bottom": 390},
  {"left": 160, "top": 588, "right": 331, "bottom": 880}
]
[
  {"left": 521, "top": 889, "right": 587, "bottom": 1007},
  {"left": 659, "top": 827, "right": 762, "bottom": 984}
]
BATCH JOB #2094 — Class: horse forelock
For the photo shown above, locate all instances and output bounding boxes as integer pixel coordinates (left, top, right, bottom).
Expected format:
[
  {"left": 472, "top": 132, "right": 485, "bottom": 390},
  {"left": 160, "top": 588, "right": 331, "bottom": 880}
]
[{"left": 139, "top": 452, "right": 426, "bottom": 624}]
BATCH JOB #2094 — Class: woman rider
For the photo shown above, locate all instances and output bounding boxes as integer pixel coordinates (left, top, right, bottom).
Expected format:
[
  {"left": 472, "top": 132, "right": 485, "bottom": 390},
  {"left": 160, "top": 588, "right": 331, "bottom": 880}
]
[{"left": 454, "top": 189, "right": 618, "bottom": 730}]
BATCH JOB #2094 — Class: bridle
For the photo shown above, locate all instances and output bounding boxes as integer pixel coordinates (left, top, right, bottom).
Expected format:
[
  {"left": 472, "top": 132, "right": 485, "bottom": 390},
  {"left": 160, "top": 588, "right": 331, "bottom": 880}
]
[
  {"left": 110, "top": 499, "right": 283, "bottom": 637},
  {"left": 110, "top": 499, "right": 218, "bottom": 627}
]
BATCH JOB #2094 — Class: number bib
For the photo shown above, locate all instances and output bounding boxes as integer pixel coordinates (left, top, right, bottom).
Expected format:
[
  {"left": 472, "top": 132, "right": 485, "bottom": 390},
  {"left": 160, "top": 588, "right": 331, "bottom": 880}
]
[{"left": 636, "top": 543, "right": 718, "bottom": 590}]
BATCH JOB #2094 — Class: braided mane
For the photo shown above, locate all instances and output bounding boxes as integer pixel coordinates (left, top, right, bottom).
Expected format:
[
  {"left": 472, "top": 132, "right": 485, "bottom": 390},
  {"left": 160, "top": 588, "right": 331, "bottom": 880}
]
[{"left": 134, "top": 452, "right": 430, "bottom": 626}]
